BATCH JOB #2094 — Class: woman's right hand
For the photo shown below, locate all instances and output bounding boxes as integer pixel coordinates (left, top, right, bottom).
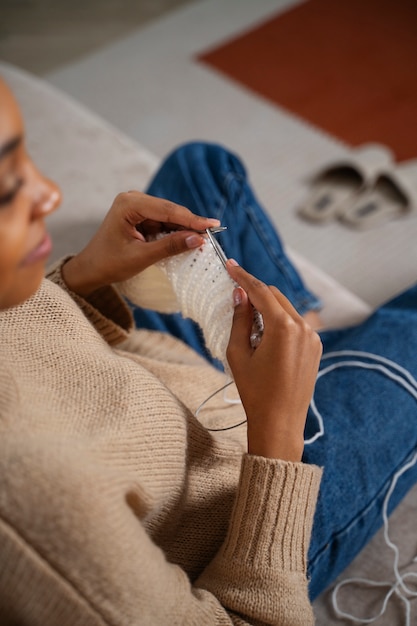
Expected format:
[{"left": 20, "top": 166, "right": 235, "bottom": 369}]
[
  {"left": 61, "top": 191, "right": 219, "bottom": 298},
  {"left": 226, "top": 260, "right": 322, "bottom": 462}
]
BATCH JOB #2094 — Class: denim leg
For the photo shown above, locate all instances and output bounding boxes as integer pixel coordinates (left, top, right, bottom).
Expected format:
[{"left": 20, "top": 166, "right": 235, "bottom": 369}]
[
  {"left": 133, "top": 142, "right": 320, "bottom": 364},
  {"left": 134, "top": 143, "right": 417, "bottom": 600},
  {"left": 306, "top": 284, "right": 417, "bottom": 599}
]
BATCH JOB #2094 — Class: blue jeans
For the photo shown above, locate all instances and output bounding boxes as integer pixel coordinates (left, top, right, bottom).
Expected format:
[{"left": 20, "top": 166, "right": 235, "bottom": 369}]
[{"left": 132, "top": 142, "right": 417, "bottom": 600}]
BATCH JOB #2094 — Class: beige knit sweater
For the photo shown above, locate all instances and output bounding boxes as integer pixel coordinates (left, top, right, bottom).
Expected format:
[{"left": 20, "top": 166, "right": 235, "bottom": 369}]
[{"left": 0, "top": 261, "right": 322, "bottom": 626}]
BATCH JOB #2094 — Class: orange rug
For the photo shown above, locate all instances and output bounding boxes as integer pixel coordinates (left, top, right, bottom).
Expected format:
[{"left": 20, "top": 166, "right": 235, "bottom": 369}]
[{"left": 198, "top": 0, "right": 417, "bottom": 162}]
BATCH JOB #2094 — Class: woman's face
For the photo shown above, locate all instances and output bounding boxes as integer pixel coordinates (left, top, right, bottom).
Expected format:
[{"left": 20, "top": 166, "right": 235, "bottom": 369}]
[{"left": 0, "top": 79, "right": 61, "bottom": 310}]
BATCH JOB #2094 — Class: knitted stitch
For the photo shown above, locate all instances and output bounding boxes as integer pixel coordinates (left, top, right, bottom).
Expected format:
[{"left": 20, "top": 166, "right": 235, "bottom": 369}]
[
  {"left": 119, "top": 237, "right": 265, "bottom": 371},
  {"left": 157, "top": 239, "right": 236, "bottom": 369}
]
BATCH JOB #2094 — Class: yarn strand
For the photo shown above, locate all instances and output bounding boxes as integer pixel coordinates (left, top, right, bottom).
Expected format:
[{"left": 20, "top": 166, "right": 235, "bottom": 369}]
[{"left": 310, "top": 351, "right": 417, "bottom": 625}]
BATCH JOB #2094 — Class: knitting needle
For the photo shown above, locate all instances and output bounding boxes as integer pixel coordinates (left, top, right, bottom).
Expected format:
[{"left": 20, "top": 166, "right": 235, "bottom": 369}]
[
  {"left": 205, "top": 227, "right": 265, "bottom": 347},
  {"left": 204, "top": 227, "right": 265, "bottom": 346},
  {"left": 205, "top": 227, "right": 228, "bottom": 269},
  {"left": 193, "top": 226, "right": 227, "bottom": 235}
]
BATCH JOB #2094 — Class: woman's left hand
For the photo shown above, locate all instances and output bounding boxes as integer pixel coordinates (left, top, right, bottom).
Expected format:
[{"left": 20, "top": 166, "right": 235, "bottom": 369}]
[
  {"left": 61, "top": 191, "right": 219, "bottom": 297},
  {"left": 226, "top": 261, "right": 322, "bottom": 462}
]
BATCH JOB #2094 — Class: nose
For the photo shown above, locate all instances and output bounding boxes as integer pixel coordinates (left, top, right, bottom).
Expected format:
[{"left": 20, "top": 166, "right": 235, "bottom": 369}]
[
  {"left": 27, "top": 159, "right": 62, "bottom": 218},
  {"left": 33, "top": 177, "right": 61, "bottom": 217}
]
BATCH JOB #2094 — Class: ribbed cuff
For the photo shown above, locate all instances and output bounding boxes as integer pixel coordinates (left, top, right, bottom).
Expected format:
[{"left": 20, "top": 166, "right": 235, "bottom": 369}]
[{"left": 223, "top": 454, "right": 322, "bottom": 573}]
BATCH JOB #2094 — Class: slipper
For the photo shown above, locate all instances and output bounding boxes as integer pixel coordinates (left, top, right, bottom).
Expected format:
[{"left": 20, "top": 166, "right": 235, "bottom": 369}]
[
  {"left": 298, "top": 144, "right": 394, "bottom": 223},
  {"left": 339, "top": 159, "right": 417, "bottom": 229}
]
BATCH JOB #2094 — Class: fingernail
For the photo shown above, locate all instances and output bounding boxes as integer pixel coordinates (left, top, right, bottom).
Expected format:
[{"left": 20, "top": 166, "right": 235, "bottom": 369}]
[
  {"left": 185, "top": 234, "right": 203, "bottom": 248},
  {"left": 233, "top": 288, "right": 242, "bottom": 307},
  {"left": 228, "top": 258, "right": 239, "bottom": 267}
]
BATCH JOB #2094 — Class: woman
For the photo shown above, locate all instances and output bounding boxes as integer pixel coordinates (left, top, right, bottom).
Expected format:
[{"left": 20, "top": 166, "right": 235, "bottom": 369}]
[{"left": 0, "top": 76, "right": 415, "bottom": 624}]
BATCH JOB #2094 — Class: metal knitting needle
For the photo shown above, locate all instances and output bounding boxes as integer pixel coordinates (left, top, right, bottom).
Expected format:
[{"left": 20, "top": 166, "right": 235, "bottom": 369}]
[
  {"left": 206, "top": 227, "right": 265, "bottom": 347},
  {"left": 205, "top": 227, "right": 228, "bottom": 269},
  {"left": 204, "top": 226, "right": 264, "bottom": 347},
  {"left": 193, "top": 226, "right": 227, "bottom": 235}
]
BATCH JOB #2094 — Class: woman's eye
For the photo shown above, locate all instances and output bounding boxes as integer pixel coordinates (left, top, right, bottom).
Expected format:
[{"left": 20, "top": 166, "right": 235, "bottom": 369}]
[{"left": 0, "top": 178, "right": 24, "bottom": 206}]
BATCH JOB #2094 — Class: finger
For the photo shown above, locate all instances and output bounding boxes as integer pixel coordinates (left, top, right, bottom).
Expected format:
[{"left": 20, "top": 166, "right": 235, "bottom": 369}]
[
  {"left": 227, "top": 288, "right": 253, "bottom": 367},
  {"left": 268, "top": 285, "right": 305, "bottom": 323},
  {"left": 226, "top": 260, "right": 306, "bottom": 324},
  {"left": 133, "top": 230, "right": 206, "bottom": 266},
  {"left": 123, "top": 192, "right": 220, "bottom": 231},
  {"left": 226, "top": 260, "right": 285, "bottom": 322}
]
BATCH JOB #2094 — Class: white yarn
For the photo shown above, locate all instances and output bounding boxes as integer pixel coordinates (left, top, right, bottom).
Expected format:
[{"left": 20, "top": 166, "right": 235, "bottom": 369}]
[
  {"left": 307, "top": 351, "right": 417, "bottom": 625},
  {"left": 157, "top": 238, "right": 237, "bottom": 370},
  {"left": 116, "top": 264, "right": 180, "bottom": 314},
  {"left": 117, "top": 233, "right": 264, "bottom": 371}
]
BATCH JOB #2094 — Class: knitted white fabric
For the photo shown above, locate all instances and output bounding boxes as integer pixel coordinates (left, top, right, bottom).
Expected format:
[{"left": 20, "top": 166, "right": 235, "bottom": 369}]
[
  {"left": 117, "top": 236, "right": 265, "bottom": 371},
  {"left": 117, "top": 264, "right": 180, "bottom": 314},
  {"left": 117, "top": 238, "right": 236, "bottom": 370},
  {"left": 157, "top": 240, "right": 237, "bottom": 370}
]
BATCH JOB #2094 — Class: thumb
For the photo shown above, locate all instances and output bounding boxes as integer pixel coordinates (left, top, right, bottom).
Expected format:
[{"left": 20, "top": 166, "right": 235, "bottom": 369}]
[{"left": 140, "top": 231, "right": 205, "bottom": 265}]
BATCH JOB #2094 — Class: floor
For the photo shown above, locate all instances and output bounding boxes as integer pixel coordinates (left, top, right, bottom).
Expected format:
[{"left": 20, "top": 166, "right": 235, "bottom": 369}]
[{"left": 0, "top": 0, "right": 193, "bottom": 74}]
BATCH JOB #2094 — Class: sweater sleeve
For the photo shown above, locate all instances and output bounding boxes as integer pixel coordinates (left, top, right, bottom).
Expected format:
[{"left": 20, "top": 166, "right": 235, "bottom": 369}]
[
  {"left": 46, "top": 258, "right": 133, "bottom": 345},
  {"left": 0, "top": 431, "right": 321, "bottom": 626},
  {"left": 196, "top": 454, "right": 322, "bottom": 625}
]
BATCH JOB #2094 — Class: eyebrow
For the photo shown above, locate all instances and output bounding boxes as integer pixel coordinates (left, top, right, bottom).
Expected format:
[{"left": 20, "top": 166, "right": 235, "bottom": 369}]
[{"left": 0, "top": 135, "right": 23, "bottom": 161}]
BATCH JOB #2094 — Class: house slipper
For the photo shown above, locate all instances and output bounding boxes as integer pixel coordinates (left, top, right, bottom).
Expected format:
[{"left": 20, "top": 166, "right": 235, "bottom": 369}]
[
  {"left": 298, "top": 144, "right": 394, "bottom": 223},
  {"left": 339, "top": 159, "right": 417, "bottom": 229}
]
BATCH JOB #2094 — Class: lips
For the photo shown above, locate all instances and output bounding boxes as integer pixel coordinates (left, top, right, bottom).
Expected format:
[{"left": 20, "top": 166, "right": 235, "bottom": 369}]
[{"left": 21, "top": 232, "right": 52, "bottom": 266}]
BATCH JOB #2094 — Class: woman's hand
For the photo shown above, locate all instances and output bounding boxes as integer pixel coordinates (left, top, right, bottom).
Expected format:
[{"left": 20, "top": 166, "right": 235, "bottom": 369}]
[
  {"left": 226, "top": 260, "right": 322, "bottom": 462},
  {"left": 62, "top": 191, "right": 219, "bottom": 297}
]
